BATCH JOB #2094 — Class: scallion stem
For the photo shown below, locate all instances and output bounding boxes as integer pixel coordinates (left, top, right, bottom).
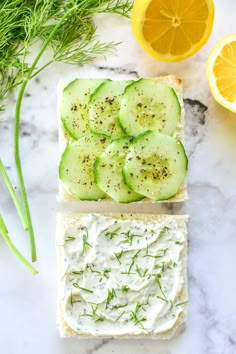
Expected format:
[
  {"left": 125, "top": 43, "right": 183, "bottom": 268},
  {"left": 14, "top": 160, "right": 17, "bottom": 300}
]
[
  {"left": 0, "top": 214, "right": 38, "bottom": 275},
  {"left": 0, "top": 159, "right": 28, "bottom": 230}
]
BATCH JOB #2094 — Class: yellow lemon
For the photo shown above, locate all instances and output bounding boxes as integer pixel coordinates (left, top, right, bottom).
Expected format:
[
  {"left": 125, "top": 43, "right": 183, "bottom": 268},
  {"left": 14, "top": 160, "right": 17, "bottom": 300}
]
[
  {"left": 131, "top": 0, "right": 215, "bottom": 62},
  {"left": 207, "top": 34, "right": 236, "bottom": 113}
]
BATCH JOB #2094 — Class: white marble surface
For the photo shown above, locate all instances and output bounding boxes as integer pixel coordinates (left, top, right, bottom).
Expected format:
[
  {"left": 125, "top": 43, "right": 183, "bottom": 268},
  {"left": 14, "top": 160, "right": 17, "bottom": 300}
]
[{"left": 0, "top": 0, "right": 236, "bottom": 353}]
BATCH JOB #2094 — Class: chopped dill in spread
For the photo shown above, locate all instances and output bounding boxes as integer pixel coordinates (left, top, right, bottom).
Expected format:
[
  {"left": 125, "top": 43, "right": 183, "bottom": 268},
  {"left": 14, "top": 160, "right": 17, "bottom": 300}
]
[
  {"left": 73, "top": 283, "right": 93, "bottom": 293},
  {"left": 106, "top": 288, "right": 116, "bottom": 308},
  {"left": 121, "top": 285, "right": 129, "bottom": 292},
  {"left": 130, "top": 303, "right": 147, "bottom": 328},
  {"left": 81, "top": 227, "right": 92, "bottom": 255},
  {"left": 62, "top": 214, "right": 187, "bottom": 336}
]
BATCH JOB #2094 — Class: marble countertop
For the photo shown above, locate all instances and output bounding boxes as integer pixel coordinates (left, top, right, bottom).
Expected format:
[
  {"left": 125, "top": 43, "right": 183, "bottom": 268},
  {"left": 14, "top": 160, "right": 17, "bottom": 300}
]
[{"left": 0, "top": 0, "right": 236, "bottom": 353}]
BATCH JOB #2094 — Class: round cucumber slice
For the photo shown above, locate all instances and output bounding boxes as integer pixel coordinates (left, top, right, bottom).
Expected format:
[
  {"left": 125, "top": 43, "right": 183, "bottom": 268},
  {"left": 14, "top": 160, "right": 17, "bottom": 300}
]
[
  {"left": 123, "top": 131, "right": 188, "bottom": 201},
  {"left": 119, "top": 79, "right": 181, "bottom": 137},
  {"left": 59, "top": 134, "right": 110, "bottom": 200},
  {"left": 94, "top": 138, "right": 144, "bottom": 203},
  {"left": 61, "top": 78, "right": 107, "bottom": 139},
  {"left": 89, "top": 80, "right": 132, "bottom": 139}
]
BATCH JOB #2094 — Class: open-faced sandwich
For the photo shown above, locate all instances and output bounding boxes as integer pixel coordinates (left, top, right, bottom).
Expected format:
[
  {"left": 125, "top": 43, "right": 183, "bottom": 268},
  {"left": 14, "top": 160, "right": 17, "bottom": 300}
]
[
  {"left": 57, "top": 213, "right": 188, "bottom": 338},
  {"left": 58, "top": 76, "right": 188, "bottom": 203}
]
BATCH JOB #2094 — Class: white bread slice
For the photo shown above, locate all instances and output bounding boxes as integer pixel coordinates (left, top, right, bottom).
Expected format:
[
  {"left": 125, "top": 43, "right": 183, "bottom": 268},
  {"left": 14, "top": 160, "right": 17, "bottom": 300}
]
[
  {"left": 56, "top": 212, "right": 188, "bottom": 339},
  {"left": 57, "top": 76, "right": 187, "bottom": 203}
]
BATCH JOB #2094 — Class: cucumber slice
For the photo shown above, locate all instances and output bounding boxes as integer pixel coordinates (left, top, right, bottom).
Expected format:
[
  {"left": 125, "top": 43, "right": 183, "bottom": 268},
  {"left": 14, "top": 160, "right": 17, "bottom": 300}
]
[
  {"left": 59, "top": 134, "right": 110, "bottom": 200},
  {"left": 119, "top": 79, "right": 181, "bottom": 137},
  {"left": 61, "top": 78, "right": 107, "bottom": 139},
  {"left": 123, "top": 131, "right": 188, "bottom": 201},
  {"left": 94, "top": 138, "right": 144, "bottom": 203},
  {"left": 89, "top": 80, "right": 132, "bottom": 139}
]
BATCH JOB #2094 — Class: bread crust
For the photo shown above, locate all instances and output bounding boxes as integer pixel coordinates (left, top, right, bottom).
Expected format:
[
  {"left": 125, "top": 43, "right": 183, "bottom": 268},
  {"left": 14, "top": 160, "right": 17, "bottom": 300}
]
[
  {"left": 57, "top": 76, "right": 187, "bottom": 203},
  {"left": 56, "top": 212, "right": 188, "bottom": 339}
]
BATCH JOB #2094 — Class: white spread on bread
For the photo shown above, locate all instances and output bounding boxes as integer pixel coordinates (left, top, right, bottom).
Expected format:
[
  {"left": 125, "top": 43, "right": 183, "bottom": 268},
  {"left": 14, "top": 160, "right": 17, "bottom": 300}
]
[{"left": 61, "top": 214, "right": 187, "bottom": 336}]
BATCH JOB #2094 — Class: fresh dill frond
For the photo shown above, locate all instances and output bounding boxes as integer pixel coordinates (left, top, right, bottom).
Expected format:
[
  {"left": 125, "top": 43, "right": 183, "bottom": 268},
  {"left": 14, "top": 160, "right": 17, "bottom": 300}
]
[
  {"left": 0, "top": 0, "right": 133, "bottom": 271},
  {"left": 0, "top": 0, "right": 132, "bottom": 107}
]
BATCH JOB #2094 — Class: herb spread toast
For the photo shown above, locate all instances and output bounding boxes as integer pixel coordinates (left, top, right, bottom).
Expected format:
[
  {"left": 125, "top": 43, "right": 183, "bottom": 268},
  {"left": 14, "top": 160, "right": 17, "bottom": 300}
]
[{"left": 57, "top": 213, "right": 188, "bottom": 338}]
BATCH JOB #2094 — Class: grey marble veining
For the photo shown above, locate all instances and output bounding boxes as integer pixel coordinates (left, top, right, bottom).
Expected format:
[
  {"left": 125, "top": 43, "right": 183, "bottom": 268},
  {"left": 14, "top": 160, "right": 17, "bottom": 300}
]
[{"left": 0, "top": 0, "right": 236, "bottom": 353}]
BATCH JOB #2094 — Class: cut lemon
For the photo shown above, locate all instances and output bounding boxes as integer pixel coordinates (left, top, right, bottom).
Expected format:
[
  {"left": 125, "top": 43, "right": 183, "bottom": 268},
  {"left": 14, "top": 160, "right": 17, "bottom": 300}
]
[
  {"left": 131, "top": 0, "right": 215, "bottom": 62},
  {"left": 207, "top": 34, "right": 236, "bottom": 113}
]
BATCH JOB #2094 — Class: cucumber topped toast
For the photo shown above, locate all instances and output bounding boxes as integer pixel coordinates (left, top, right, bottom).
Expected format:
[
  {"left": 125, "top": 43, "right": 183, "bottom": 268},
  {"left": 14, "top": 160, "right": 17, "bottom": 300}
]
[{"left": 58, "top": 76, "right": 187, "bottom": 202}]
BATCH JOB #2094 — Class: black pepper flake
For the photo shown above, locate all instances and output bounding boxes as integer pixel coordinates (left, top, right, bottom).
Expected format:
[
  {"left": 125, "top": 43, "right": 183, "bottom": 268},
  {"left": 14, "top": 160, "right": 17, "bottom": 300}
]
[{"left": 71, "top": 104, "right": 78, "bottom": 111}]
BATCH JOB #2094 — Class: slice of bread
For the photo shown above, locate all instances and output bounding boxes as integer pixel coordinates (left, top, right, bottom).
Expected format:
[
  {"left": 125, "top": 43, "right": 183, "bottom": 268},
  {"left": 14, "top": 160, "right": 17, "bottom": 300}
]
[
  {"left": 57, "top": 212, "right": 188, "bottom": 339},
  {"left": 57, "top": 76, "right": 187, "bottom": 203}
]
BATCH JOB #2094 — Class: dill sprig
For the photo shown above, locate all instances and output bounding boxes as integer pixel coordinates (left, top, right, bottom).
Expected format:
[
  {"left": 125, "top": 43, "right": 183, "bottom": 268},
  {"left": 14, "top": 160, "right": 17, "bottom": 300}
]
[
  {"left": 114, "top": 250, "right": 124, "bottom": 264},
  {"left": 130, "top": 303, "right": 147, "bottom": 328},
  {"left": 82, "top": 227, "right": 92, "bottom": 255},
  {"left": 101, "top": 268, "right": 112, "bottom": 279},
  {"left": 105, "top": 288, "right": 116, "bottom": 308},
  {"left": 144, "top": 248, "right": 169, "bottom": 259},
  {"left": 158, "top": 226, "right": 170, "bottom": 239},
  {"left": 72, "top": 270, "right": 84, "bottom": 275},
  {"left": 89, "top": 265, "right": 111, "bottom": 280},
  {"left": 121, "top": 285, "right": 129, "bottom": 292},
  {"left": 73, "top": 283, "right": 94, "bottom": 293},
  {"left": 120, "top": 230, "right": 142, "bottom": 246},
  {"left": 126, "top": 249, "right": 141, "bottom": 274},
  {"left": 135, "top": 265, "right": 149, "bottom": 278},
  {"left": 65, "top": 236, "right": 76, "bottom": 242},
  {"left": 155, "top": 274, "right": 167, "bottom": 300},
  {"left": 81, "top": 304, "right": 104, "bottom": 322},
  {"left": 115, "top": 311, "right": 125, "bottom": 322},
  {"left": 112, "top": 302, "right": 128, "bottom": 309},
  {"left": 175, "top": 300, "right": 188, "bottom": 307},
  {"left": 156, "top": 295, "right": 168, "bottom": 303},
  {"left": 104, "top": 226, "right": 121, "bottom": 239},
  {"left": 0, "top": 0, "right": 132, "bottom": 272},
  {"left": 70, "top": 291, "right": 82, "bottom": 306},
  {"left": 175, "top": 241, "right": 184, "bottom": 245}
]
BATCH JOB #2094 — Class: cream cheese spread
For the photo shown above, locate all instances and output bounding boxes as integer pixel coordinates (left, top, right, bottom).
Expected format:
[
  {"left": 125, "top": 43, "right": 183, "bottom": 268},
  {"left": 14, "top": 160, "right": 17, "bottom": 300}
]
[{"left": 60, "top": 214, "right": 187, "bottom": 336}]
